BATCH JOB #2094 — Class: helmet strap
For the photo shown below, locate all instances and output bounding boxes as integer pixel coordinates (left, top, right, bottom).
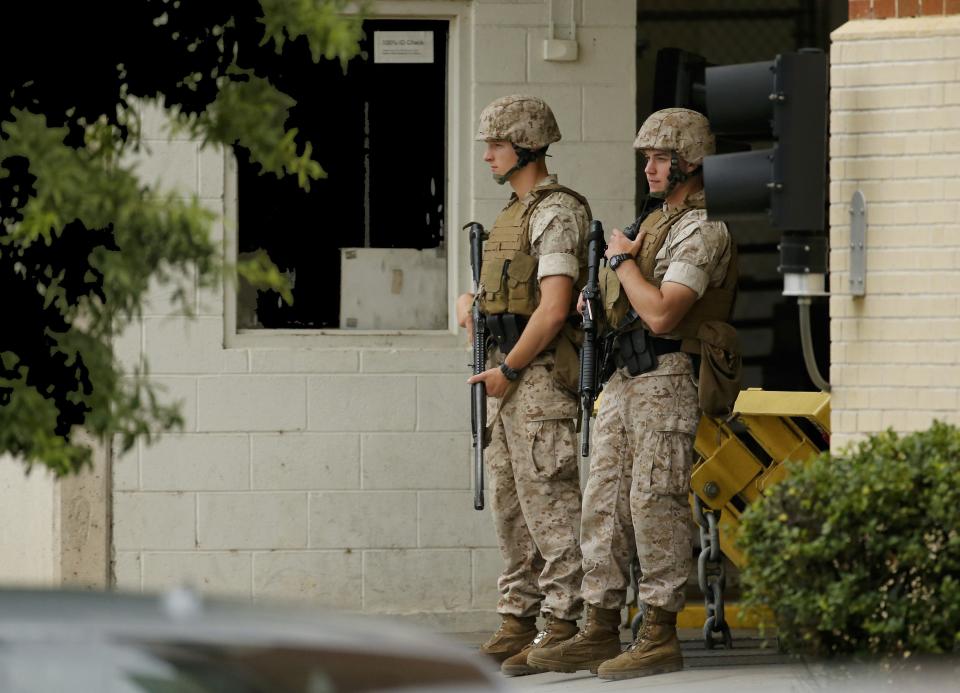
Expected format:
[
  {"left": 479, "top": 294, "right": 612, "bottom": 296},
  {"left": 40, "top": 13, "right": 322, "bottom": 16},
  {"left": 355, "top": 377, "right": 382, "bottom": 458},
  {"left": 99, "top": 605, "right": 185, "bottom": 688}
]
[
  {"left": 493, "top": 145, "right": 549, "bottom": 185},
  {"left": 661, "top": 153, "right": 702, "bottom": 197}
]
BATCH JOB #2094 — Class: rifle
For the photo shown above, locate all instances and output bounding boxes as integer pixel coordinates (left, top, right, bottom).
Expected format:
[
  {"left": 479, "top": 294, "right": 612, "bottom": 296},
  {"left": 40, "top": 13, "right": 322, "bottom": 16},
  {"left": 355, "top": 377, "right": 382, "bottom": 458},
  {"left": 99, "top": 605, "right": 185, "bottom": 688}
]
[
  {"left": 578, "top": 220, "right": 606, "bottom": 457},
  {"left": 466, "top": 222, "right": 488, "bottom": 511}
]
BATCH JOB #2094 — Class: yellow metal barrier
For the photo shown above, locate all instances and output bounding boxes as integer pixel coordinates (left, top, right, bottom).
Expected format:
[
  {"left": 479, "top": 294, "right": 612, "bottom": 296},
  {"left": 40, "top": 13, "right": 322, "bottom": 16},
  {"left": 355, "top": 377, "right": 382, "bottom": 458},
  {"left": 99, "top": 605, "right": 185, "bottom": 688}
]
[{"left": 690, "top": 389, "right": 831, "bottom": 569}]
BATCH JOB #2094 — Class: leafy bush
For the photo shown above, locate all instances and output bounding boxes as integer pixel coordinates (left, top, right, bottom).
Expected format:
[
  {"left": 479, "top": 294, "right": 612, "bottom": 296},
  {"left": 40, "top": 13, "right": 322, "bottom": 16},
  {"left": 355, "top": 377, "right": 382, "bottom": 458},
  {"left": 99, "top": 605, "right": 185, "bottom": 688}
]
[{"left": 738, "top": 421, "right": 960, "bottom": 657}]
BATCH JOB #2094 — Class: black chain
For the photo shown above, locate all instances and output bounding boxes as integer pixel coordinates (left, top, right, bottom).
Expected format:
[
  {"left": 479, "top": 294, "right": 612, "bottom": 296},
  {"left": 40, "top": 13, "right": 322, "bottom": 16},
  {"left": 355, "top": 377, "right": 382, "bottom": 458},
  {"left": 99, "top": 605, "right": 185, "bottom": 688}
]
[{"left": 694, "top": 494, "right": 733, "bottom": 649}]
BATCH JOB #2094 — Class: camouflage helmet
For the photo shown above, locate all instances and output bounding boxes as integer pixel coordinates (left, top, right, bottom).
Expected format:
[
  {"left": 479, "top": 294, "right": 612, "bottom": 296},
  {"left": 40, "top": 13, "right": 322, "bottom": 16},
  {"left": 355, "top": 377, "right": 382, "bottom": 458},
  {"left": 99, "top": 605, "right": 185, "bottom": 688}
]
[
  {"left": 633, "top": 108, "right": 715, "bottom": 164},
  {"left": 476, "top": 94, "right": 562, "bottom": 151}
]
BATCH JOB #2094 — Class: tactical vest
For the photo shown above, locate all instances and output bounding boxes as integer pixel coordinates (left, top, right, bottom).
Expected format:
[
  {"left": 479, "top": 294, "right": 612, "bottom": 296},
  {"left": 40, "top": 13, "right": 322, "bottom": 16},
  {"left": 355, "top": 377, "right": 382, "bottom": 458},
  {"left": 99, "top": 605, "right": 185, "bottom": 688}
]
[
  {"left": 601, "top": 196, "right": 738, "bottom": 355},
  {"left": 478, "top": 183, "right": 592, "bottom": 396},
  {"left": 478, "top": 183, "right": 592, "bottom": 318}
]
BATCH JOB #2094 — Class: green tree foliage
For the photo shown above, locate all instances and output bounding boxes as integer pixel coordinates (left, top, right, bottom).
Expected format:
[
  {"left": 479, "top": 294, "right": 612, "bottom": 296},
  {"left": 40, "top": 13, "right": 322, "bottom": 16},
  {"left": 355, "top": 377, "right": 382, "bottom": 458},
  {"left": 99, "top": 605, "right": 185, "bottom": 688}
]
[
  {"left": 0, "top": 0, "right": 363, "bottom": 474},
  {"left": 738, "top": 422, "right": 960, "bottom": 657}
]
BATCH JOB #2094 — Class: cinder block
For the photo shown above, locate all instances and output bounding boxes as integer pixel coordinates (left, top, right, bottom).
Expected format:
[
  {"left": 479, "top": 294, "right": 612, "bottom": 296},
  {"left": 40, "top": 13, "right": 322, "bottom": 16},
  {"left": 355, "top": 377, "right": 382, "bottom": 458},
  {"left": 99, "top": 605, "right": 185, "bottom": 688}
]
[
  {"left": 253, "top": 551, "right": 363, "bottom": 608},
  {"left": 307, "top": 376, "right": 416, "bottom": 431},
  {"left": 198, "top": 376, "right": 307, "bottom": 432},
  {"left": 145, "top": 317, "right": 247, "bottom": 374},
  {"left": 591, "top": 201, "right": 641, "bottom": 230},
  {"left": 582, "top": 0, "right": 634, "bottom": 26},
  {"left": 114, "top": 320, "right": 142, "bottom": 375},
  {"left": 113, "top": 551, "right": 141, "bottom": 591},
  {"left": 475, "top": 27, "right": 528, "bottom": 83},
  {"left": 137, "top": 100, "right": 181, "bottom": 140},
  {"left": 417, "top": 375, "right": 470, "bottom": 432},
  {"left": 309, "top": 492, "right": 417, "bottom": 548},
  {"left": 143, "top": 269, "right": 196, "bottom": 317},
  {"left": 361, "top": 349, "right": 468, "bottom": 374},
  {"left": 250, "top": 349, "right": 359, "bottom": 373},
  {"left": 550, "top": 142, "right": 636, "bottom": 203},
  {"left": 113, "top": 492, "right": 196, "bottom": 550},
  {"left": 141, "top": 434, "right": 249, "bottom": 491},
  {"left": 198, "top": 492, "right": 307, "bottom": 549},
  {"left": 472, "top": 548, "right": 502, "bottom": 609},
  {"left": 128, "top": 140, "right": 199, "bottom": 195},
  {"left": 142, "top": 551, "right": 252, "bottom": 597},
  {"left": 150, "top": 377, "right": 198, "bottom": 431},
  {"left": 361, "top": 433, "right": 470, "bottom": 490},
  {"left": 199, "top": 145, "right": 225, "bottom": 199},
  {"left": 197, "top": 272, "right": 224, "bottom": 317},
  {"left": 474, "top": 2, "right": 545, "bottom": 26},
  {"left": 113, "top": 436, "right": 139, "bottom": 491},
  {"left": 252, "top": 433, "right": 360, "bottom": 490},
  {"left": 527, "top": 27, "right": 634, "bottom": 85},
  {"left": 419, "top": 492, "right": 498, "bottom": 548},
  {"left": 583, "top": 85, "right": 635, "bottom": 141},
  {"left": 363, "top": 549, "right": 472, "bottom": 612}
]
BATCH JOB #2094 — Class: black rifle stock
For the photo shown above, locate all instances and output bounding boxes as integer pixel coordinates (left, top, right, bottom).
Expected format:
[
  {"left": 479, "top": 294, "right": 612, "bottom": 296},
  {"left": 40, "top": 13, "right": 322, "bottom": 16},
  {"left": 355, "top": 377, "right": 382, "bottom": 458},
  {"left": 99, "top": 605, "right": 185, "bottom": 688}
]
[
  {"left": 578, "top": 220, "right": 606, "bottom": 457},
  {"left": 466, "top": 222, "right": 488, "bottom": 511}
]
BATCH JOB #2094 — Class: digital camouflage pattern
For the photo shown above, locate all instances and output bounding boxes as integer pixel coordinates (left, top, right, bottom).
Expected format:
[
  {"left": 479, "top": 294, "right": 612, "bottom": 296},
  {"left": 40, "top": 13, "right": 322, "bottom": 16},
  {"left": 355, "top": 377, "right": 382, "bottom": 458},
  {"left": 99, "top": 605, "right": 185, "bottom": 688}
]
[
  {"left": 476, "top": 94, "right": 562, "bottom": 150},
  {"left": 485, "top": 352, "right": 584, "bottom": 621},
  {"left": 633, "top": 107, "right": 715, "bottom": 164},
  {"left": 579, "top": 353, "right": 700, "bottom": 613},
  {"left": 655, "top": 202, "right": 734, "bottom": 301}
]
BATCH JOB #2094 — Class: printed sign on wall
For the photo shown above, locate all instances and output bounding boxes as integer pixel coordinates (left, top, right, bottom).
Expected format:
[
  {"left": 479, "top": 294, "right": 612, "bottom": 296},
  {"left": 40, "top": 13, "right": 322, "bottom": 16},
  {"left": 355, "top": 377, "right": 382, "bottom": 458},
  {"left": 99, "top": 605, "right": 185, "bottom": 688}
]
[{"left": 373, "top": 31, "right": 434, "bottom": 63}]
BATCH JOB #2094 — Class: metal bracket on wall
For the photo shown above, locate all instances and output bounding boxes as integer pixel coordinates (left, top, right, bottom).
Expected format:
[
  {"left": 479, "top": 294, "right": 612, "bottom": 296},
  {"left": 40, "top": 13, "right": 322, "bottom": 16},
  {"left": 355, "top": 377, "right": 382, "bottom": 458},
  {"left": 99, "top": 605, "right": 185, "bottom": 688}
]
[{"left": 849, "top": 190, "right": 866, "bottom": 297}]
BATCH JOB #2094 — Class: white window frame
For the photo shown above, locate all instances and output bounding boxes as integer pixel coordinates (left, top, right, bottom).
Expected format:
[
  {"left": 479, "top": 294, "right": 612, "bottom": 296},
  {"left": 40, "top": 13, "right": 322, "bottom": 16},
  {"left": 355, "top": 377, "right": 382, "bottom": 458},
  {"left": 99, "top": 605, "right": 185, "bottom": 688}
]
[{"left": 224, "top": 0, "right": 472, "bottom": 349}]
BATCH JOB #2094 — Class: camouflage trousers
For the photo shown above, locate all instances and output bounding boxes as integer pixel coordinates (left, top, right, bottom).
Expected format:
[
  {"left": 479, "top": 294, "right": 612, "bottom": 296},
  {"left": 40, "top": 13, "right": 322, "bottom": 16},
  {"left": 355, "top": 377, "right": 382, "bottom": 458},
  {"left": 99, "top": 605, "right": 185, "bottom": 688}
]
[
  {"left": 580, "top": 352, "right": 699, "bottom": 613},
  {"left": 486, "top": 358, "right": 584, "bottom": 621}
]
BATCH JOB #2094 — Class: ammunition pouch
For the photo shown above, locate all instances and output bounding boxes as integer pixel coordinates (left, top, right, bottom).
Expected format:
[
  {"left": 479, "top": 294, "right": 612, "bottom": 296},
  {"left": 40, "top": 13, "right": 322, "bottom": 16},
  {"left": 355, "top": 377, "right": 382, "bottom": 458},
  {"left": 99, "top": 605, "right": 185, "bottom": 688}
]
[
  {"left": 613, "top": 330, "right": 683, "bottom": 377},
  {"left": 485, "top": 313, "right": 528, "bottom": 355}
]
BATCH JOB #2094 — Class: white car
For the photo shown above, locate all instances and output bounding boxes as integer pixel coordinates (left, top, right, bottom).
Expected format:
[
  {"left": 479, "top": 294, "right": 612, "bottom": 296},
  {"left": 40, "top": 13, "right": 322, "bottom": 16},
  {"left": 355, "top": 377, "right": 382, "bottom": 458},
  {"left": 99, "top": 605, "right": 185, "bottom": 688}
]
[{"left": 0, "top": 587, "right": 506, "bottom": 692}]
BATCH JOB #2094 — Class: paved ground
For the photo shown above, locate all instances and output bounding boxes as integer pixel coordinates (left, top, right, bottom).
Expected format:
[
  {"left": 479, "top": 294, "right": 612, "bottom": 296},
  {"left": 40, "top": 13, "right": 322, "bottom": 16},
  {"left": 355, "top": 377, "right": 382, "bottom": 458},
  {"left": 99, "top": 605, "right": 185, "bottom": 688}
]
[{"left": 450, "top": 629, "right": 960, "bottom": 692}]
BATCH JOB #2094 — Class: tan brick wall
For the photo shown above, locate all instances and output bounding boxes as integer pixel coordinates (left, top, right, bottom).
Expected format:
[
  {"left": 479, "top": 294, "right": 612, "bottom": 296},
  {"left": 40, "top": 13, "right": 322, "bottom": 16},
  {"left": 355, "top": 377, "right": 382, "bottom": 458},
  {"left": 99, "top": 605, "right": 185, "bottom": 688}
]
[{"left": 830, "top": 15, "right": 960, "bottom": 450}]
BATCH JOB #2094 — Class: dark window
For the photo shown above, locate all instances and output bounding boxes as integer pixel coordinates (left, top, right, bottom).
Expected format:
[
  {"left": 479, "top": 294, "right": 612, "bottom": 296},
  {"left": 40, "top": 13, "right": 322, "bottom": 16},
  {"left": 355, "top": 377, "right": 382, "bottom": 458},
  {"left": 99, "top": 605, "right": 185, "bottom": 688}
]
[{"left": 236, "top": 19, "right": 448, "bottom": 330}]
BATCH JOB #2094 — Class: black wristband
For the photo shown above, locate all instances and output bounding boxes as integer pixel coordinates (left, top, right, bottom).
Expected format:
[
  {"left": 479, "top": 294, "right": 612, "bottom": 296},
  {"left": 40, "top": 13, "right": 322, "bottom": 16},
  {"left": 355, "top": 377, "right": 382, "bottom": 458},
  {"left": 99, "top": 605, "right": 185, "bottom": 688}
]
[
  {"left": 609, "top": 253, "right": 635, "bottom": 271},
  {"left": 499, "top": 362, "right": 521, "bottom": 381}
]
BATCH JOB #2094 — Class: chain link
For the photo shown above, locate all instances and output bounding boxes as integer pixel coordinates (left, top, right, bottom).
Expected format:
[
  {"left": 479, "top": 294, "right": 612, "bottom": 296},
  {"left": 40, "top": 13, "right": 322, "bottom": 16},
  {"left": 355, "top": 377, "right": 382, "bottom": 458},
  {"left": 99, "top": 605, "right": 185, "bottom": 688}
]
[{"left": 693, "top": 494, "right": 733, "bottom": 649}]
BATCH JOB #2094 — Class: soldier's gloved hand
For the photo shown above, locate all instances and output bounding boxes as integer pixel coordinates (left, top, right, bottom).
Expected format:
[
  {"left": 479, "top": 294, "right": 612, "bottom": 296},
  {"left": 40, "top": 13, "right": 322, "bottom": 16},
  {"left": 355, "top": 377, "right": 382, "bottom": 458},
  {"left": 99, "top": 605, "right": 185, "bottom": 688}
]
[{"left": 467, "top": 366, "right": 509, "bottom": 398}]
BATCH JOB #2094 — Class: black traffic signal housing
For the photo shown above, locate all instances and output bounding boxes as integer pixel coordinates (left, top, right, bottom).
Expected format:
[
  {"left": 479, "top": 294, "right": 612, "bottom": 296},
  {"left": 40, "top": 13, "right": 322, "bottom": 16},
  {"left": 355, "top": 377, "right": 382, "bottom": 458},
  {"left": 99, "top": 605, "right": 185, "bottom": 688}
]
[
  {"left": 651, "top": 47, "right": 829, "bottom": 295},
  {"left": 702, "top": 49, "right": 828, "bottom": 234}
]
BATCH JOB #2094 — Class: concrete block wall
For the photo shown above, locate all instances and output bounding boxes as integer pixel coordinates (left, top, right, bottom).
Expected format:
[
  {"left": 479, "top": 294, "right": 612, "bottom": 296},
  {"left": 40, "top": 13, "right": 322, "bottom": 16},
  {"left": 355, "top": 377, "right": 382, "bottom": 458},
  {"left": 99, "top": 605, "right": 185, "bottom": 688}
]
[
  {"left": 472, "top": 0, "right": 638, "bottom": 232},
  {"left": 113, "top": 1, "right": 637, "bottom": 630},
  {"left": 829, "top": 14, "right": 960, "bottom": 449}
]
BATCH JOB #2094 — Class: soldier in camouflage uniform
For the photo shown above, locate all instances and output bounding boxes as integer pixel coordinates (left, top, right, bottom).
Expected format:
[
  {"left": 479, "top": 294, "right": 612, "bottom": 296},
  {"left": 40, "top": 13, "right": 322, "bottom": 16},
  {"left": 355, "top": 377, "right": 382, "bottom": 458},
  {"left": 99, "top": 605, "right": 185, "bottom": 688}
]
[
  {"left": 528, "top": 108, "right": 737, "bottom": 680},
  {"left": 455, "top": 95, "right": 591, "bottom": 676}
]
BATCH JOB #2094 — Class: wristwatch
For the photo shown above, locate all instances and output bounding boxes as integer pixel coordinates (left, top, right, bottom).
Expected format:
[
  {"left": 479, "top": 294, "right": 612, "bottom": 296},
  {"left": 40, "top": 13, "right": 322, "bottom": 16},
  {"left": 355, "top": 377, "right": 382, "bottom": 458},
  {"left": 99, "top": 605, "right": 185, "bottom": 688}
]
[
  {"left": 499, "top": 362, "right": 521, "bottom": 381},
  {"left": 609, "top": 253, "right": 635, "bottom": 271}
]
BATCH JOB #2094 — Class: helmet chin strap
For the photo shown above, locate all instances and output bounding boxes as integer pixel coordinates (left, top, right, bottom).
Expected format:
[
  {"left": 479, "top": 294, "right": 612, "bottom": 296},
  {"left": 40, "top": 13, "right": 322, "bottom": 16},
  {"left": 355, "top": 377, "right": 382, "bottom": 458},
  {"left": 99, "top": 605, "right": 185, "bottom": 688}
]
[
  {"left": 493, "top": 145, "right": 547, "bottom": 185},
  {"left": 651, "top": 152, "right": 700, "bottom": 199}
]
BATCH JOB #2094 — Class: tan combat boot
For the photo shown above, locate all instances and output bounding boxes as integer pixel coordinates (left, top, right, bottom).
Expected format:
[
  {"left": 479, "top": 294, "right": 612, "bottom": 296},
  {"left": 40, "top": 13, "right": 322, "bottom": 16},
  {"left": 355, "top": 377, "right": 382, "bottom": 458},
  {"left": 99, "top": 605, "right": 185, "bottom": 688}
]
[
  {"left": 501, "top": 616, "right": 578, "bottom": 677},
  {"left": 596, "top": 605, "right": 682, "bottom": 680},
  {"left": 525, "top": 605, "right": 622, "bottom": 673},
  {"left": 479, "top": 614, "right": 538, "bottom": 663}
]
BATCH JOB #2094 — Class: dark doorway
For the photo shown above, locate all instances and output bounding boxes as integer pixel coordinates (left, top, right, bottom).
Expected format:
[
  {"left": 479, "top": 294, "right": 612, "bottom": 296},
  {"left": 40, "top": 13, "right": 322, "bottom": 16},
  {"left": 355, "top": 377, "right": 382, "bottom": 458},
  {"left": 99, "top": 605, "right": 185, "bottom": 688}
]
[{"left": 236, "top": 19, "right": 448, "bottom": 329}]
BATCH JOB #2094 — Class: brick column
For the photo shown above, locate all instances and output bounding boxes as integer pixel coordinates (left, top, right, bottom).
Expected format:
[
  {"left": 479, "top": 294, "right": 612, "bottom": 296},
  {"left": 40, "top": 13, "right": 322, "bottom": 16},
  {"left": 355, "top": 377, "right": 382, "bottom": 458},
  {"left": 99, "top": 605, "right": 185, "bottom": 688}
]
[{"left": 829, "top": 15, "right": 960, "bottom": 449}]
